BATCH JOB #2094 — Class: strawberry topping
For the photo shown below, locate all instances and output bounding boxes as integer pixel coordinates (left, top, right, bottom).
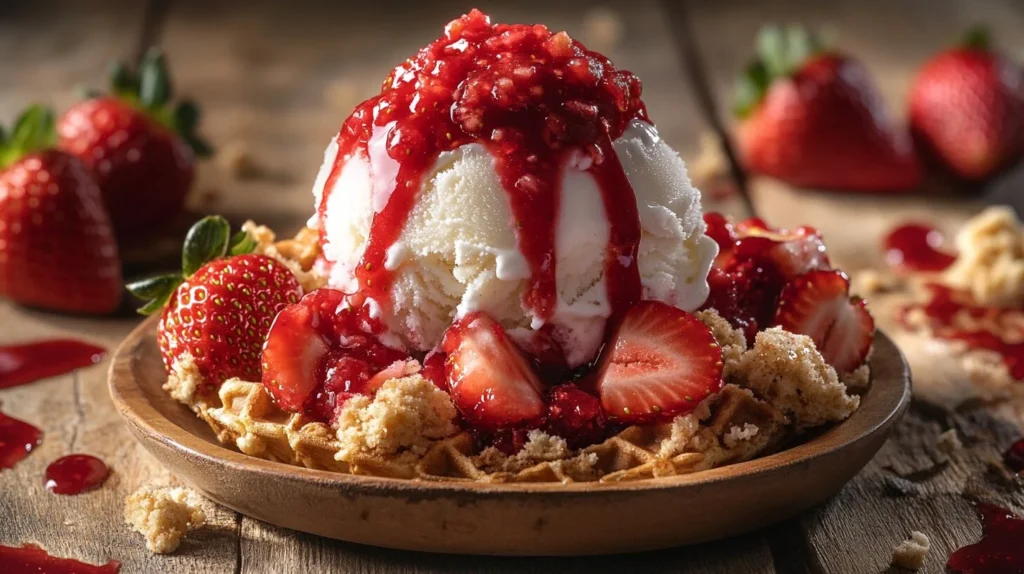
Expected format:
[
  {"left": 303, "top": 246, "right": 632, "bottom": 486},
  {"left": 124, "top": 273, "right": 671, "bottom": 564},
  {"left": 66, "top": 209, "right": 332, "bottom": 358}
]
[
  {"left": 595, "top": 301, "right": 724, "bottom": 423},
  {"left": 262, "top": 288, "right": 409, "bottom": 423},
  {"left": 773, "top": 270, "right": 875, "bottom": 373}
]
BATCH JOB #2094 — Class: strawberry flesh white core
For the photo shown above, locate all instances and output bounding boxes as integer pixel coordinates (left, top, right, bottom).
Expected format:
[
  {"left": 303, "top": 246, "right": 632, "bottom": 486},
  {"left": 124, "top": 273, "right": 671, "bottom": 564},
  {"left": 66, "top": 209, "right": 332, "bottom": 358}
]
[{"left": 596, "top": 301, "right": 724, "bottom": 423}]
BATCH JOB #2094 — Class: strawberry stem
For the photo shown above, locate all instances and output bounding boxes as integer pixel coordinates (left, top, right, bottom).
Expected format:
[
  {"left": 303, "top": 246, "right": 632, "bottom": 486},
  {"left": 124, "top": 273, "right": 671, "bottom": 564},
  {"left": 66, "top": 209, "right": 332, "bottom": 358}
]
[
  {"left": 126, "top": 215, "right": 258, "bottom": 315},
  {"left": 182, "top": 215, "right": 231, "bottom": 277},
  {"left": 733, "top": 25, "right": 826, "bottom": 118},
  {"left": 0, "top": 105, "right": 57, "bottom": 169},
  {"left": 961, "top": 25, "right": 990, "bottom": 50}
]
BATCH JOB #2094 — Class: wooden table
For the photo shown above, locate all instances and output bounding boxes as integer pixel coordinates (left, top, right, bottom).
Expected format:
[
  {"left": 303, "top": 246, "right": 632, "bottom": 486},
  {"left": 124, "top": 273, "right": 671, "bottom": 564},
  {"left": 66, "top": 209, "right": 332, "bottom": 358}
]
[{"left": 2, "top": 1, "right": 1023, "bottom": 572}]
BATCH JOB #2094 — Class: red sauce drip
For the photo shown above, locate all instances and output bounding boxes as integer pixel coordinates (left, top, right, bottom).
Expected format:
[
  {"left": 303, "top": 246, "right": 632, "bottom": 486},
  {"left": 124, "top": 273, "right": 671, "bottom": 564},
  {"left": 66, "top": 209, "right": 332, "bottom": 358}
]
[
  {"left": 883, "top": 223, "right": 956, "bottom": 272},
  {"left": 1005, "top": 439, "right": 1024, "bottom": 473},
  {"left": 0, "top": 411, "right": 42, "bottom": 470},
  {"left": 0, "top": 339, "right": 106, "bottom": 389},
  {"left": 44, "top": 454, "right": 109, "bottom": 495},
  {"left": 0, "top": 545, "right": 119, "bottom": 574},
  {"left": 317, "top": 9, "right": 646, "bottom": 324},
  {"left": 947, "top": 503, "right": 1024, "bottom": 574},
  {"left": 899, "top": 284, "right": 1023, "bottom": 380}
]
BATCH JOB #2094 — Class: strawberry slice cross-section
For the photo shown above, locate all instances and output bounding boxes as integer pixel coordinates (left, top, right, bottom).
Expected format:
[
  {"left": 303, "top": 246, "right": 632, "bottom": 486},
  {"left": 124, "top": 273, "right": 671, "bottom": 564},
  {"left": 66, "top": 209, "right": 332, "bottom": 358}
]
[
  {"left": 773, "top": 270, "right": 875, "bottom": 373},
  {"left": 442, "top": 312, "right": 546, "bottom": 431},
  {"left": 595, "top": 301, "right": 724, "bottom": 423}
]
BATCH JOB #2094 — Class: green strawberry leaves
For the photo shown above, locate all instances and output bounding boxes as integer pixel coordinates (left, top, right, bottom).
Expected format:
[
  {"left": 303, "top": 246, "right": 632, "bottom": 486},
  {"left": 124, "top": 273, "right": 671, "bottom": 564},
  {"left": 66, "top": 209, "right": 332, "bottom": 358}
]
[
  {"left": 89, "top": 47, "right": 214, "bottom": 159},
  {"left": 126, "top": 215, "right": 258, "bottom": 315},
  {"left": 961, "top": 25, "right": 991, "bottom": 51},
  {"left": 733, "top": 25, "right": 827, "bottom": 118},
  {"left": 0, "top": 105, "right": 58, "bottom": 169}
]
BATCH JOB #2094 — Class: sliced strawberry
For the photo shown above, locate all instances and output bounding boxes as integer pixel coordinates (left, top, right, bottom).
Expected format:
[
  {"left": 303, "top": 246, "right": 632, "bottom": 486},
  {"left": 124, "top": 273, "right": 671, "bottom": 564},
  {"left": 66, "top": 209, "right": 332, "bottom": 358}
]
[
  {"left": 595, "top": 301, "right": 724, "bottom": 423},
  {"left": 441, "top": 312, "right": 546, "bottom": 430},
  {"left": 773, "top": 270, "right": 875, "bottom": 373},
  {"left": 365, "top": 359, "right": 420, "bottom": 395},
  {"left": 261, "top": 303, "right": 330, "bottom": 412},
  {"left": 420, "top": 350, "right": 449, "bottom": 391},
  {"left": 734, "top": 223, "right": 830, "bottom": 280},
  {"left": 543, "top": 384, "right": 607, "bottom": 448},
  {"left": 703, "top": 212, "right": 737, "bottom": 268}
]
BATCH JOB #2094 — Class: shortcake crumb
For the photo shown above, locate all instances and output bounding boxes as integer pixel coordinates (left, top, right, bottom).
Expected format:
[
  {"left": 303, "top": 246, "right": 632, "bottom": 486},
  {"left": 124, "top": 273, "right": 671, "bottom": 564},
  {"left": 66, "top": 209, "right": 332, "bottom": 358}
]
[
  {"left": 943, "top": 206, "right": 1024, "bottom": 308},
  {"left": 124, "top": 486, "right": 206, "bottom": 554},
  {"left": 935, "top": 429, "right": 963, "bottom": 454},
  {"left": 243, "top": 221, "right": 327, "bottom": 293},
  {"left": 723, "top": 423, "right": 760, "bottom": 448},
  {"left": 163, "top": 353, "right": 202, "bottom": 407},
  {"left": 218, "top": 141, "right": 257, "bottom": 179},
  {"left": 335, "top": 375, "right": 458, "bottom": 463},
  {"left": 840, "top": 364, "right": 872, "bottom": 392},
  {"left": 474, "top": 430, "right": 599, "bottom": 476},
  {"left": 696, "top": 308, "right": 747, "bottom": 379},
  {"left": 851, "top": 268, "right": 902, "bottom": 297},
  {"left": 657, "top": 397, "right": 714, "bottom": 457},
  {"left": 891, "top": 531, "right": 930, "bottom": 570},
  {"left": 733, "top": 328, "right": 860, "bottom": 429}
]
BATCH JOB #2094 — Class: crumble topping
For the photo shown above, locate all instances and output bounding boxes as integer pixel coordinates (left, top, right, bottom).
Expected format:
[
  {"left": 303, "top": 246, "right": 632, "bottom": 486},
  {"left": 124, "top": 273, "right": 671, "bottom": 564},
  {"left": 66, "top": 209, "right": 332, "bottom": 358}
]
[
  {"left": 891, "top": 531, "right": 930, "bottom": 570},
  {"left": 164, "top": 353, "right": 202, "bottom": 407},
  {"left": 722, "top": 423, "right": 760, "bottom": 448},
  {"left": 943, "top": 206, "right": 1024, "bottom": 308},
  {"left": 474, "top": 429, "right": 600, "bottom": 476},
  {"left": 696, "top": 308, "right": 747, "bottom": 379},
  {"left": 840, "top": 364, "right": 872, "bottom": 392},
  {"left": 124, "top": 486, "right": 207, "bottom": 554},
  {"left": 936, "top": 429, "right": 963, "bottom": 454},
  {"left": 657, "top": 396, "right": 714, "bottom": 457},
  {"left": 733, "top": 328, "right": 860, "bottom": 429},
  {"left": 243, "top": 221, "right": 327, "bottom": 293},
  {"left": 334, "top": 374, "right": 458, "bottom": 464}
]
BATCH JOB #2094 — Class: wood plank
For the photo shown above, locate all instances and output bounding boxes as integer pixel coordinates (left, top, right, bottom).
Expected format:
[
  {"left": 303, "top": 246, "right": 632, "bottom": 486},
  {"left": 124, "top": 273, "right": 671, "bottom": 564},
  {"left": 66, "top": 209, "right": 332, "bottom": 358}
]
[{"left": 684, "top": 1, "right": 1024, "bottom": 572}]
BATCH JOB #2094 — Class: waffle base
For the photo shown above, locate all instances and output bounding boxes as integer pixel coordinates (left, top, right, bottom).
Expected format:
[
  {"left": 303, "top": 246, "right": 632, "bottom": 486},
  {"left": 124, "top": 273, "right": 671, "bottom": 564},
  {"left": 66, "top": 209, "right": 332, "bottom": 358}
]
[{"left": 186, "top": 379, "right": 789, "bottom": 484}]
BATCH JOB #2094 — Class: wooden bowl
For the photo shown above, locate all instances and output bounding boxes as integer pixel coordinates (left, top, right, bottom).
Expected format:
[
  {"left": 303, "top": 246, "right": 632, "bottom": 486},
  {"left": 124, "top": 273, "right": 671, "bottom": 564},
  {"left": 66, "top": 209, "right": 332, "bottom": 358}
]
[{"left": 109, "top": 316, "right": 911, "bottom": 556}]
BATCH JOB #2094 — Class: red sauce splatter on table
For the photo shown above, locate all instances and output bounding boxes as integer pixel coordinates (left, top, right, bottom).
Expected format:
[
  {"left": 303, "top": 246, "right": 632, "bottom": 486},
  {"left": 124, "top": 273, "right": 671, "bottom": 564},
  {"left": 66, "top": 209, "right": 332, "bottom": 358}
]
[
  {"left": 44, "top": 454, "right": 109, "bottom": 495},
  {"left": 0, "top": 411, "right": 42, "bottom": 470},
  {"left": 316, "top": 9, "right": 645, "bottom": 324},
  {"left": 947, "top": 503, "right": 1024, "bottom": 574},
  {"left": 899, "top": 284, "right": 1023, "bottom": 381},
  {"left": 0, "top": 339, "right": 106, "bottom": 389},
  {"left": 1005, "top": 439, "right": 1024, "bottom": 473},
  {"left": 0, "top": 544, "right": 120, "bottom": 574},
  {"left": 883, "top": 222, "right": 956, "bottom": 272}
]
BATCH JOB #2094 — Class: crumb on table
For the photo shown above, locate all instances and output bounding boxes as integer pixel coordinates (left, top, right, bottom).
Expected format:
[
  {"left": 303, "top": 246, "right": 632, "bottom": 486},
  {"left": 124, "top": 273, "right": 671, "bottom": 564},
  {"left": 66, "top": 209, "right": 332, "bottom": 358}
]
[
  {"left": 891, "top": 531, "right": 930, "bottom": 570},
  {"left": 124, "top": 486, "right": 207, "bottom": 554}
]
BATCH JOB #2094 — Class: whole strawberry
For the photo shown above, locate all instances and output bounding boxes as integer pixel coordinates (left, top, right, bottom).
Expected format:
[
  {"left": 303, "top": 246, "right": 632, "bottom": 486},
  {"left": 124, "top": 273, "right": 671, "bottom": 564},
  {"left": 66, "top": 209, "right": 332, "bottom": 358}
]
[
  {"left": 735, "top": 26, "right": 921, "bottom": 192},
  {"left": 128, "top": 216, "right": 301, "bottom": 389},
  {"left": 58, "top": 49, "right": 212, "bottom": 239},
  {"left": 909, "top": 27, "right": 1024, "bottom": 182},
  {"left": 0, "top": 106, "right": 122, "bottom": 314}
]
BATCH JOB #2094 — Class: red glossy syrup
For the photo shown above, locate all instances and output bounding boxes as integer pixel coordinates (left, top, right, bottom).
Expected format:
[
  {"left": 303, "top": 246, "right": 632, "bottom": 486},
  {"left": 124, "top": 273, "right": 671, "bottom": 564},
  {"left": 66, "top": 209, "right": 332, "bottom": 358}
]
[
  {"left": 0, "top": 411, "right": 42, "bottom": 470},
  {"left": 947, "top": 503, "right": 1024, "bottom": 573},
  {"left": 883, "top": 223, "right": 956, "bottom": 272},
  {"left": 899, "top": 284, "right": 1024, "bottom": 380},
  {"left": 1005, "top": 439, "right": 1024, "bottom": 473},
  {"left": 0, "top": 544, "right": 120, "bottom": 574},
  {"left": 0, "top": 339, "right": 106, "bottom": 389},
  {"left": 317, "top": 9, "right": 646, "bottom": 324},
  {"left": 44, "top": 454, "right": 109, "bottom": 495}
]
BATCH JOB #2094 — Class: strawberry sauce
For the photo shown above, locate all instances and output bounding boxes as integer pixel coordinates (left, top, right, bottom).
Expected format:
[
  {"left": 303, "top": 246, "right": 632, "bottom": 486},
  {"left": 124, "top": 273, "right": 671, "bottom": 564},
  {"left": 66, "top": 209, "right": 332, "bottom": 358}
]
[
  {"left": 1005, "top": 439, "right": 1024, "bottom": 473},
  {"left": 0, "top": 339, "right": 106, "bottom": 389},
  {"left": 317, "top": 9, "right": 646, "bottom": 323},
  {"left": 883, "top": 222, "right": 956, "bottom": 272},
  {"left": 947, "top": 503, "right": 1024, "bottom": 574},
  {"left": 0, "top": 411, "right": 42, "bottom": 470},
  {"left": 0, "top": 545, "right": 120, "bottom": 574},
  {"left": 44, "top": 454, "right": 109, "bottom": 495},
  {"left": 899, "top": 284, "right": 1023, "bottom": 380}
]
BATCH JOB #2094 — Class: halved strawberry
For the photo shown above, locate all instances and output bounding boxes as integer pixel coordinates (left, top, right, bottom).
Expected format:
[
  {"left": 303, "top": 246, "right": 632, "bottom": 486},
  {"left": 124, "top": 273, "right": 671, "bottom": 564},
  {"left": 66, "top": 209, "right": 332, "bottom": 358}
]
[
  {"left": 734, "top": 221, "right": 830, "bottom": 279},
  {"left": 441, "top": 312, "right": 546, "bottom": 430},
  {"left": 261, "top": 303, "right": 330, "bottom": 412},
  {"left": 595, "top": 301, "right": 724, "bottom": 423},
  {"left": 773, "top": 270, "right": 874, "bottom": 373}
]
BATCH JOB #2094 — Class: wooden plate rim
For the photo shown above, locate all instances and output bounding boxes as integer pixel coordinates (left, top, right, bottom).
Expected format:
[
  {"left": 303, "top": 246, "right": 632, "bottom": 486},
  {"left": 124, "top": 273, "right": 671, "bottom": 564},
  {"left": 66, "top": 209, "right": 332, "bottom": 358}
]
[{"left": 109, "top": 314, "right": 911, "bottom": 497}]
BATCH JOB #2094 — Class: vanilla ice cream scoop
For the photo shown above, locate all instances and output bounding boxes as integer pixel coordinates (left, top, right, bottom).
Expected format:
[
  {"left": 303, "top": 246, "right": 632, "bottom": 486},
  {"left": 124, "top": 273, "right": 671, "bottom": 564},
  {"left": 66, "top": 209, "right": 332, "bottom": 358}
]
[{"left": 310, "top": 10, "right": 716, "bottom": 366}]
